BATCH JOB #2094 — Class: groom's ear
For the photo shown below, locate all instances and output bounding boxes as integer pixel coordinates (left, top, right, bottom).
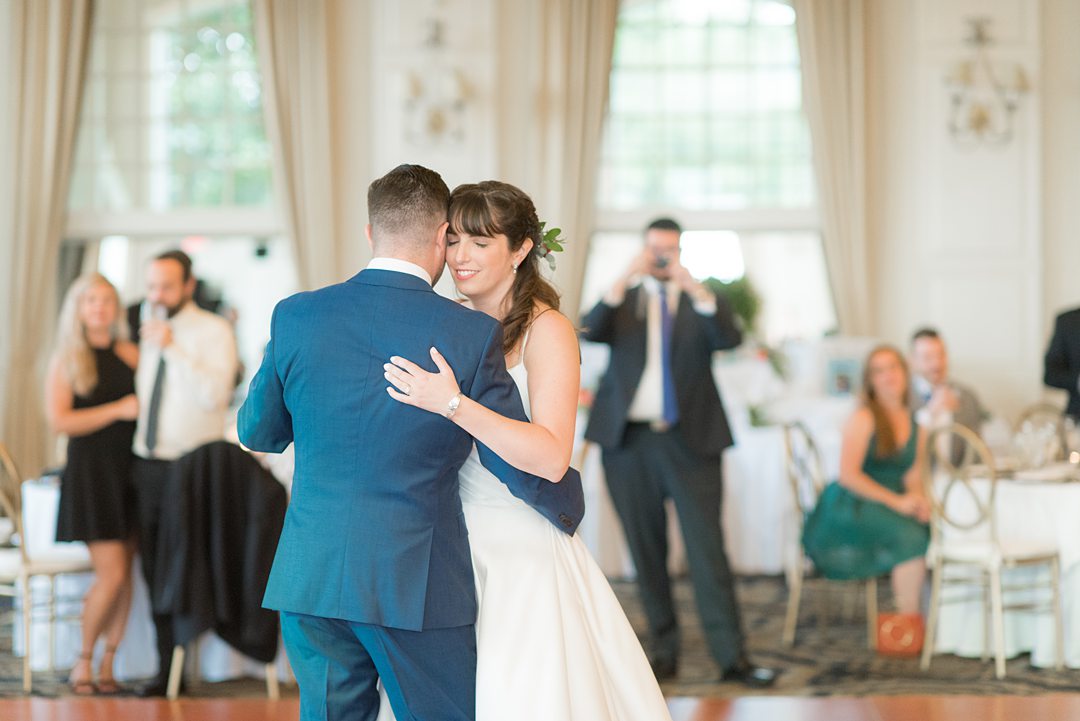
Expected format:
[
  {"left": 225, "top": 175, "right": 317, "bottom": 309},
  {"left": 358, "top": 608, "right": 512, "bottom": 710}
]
[
  {"left": 434, "top": 220, "right": 449, "bottom": 253},
  {"left": 365, "top": 224, "right": 374, "bottom": 252}
]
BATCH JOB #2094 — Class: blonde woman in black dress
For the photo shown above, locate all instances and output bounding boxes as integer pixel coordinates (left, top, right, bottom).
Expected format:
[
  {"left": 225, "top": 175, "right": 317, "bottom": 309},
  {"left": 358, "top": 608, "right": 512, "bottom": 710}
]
[{"left": 45, "top": 273, "right": 139, "bottom": 694}]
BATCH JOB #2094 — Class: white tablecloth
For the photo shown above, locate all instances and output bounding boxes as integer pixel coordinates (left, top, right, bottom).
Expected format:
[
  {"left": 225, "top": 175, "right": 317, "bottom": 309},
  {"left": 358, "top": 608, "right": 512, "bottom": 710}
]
[
  {"left": 933, "top": 478, "right": 1080, "bottom": 667},
  {"left": 18, "top": 478, "right": 292, "bottom": 682}
]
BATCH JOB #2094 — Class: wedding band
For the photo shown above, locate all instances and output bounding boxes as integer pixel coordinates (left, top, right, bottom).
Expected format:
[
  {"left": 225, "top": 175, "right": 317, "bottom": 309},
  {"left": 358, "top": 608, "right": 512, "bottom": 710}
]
[{"left": 403, "top": 385, "right": 411, "bottom": 395}]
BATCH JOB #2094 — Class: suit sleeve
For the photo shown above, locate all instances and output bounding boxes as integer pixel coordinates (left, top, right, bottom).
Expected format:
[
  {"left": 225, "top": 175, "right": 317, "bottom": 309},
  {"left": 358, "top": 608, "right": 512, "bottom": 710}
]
[
  {"left": 1044, "top": 317, "right": 1078, "bottom": 392},
  {"left": 237, "top": 304, "right": 293, "bottom": 452},
  {"left": 468, "top": 322, "right": 540, "bottom": 488},
  {"left": 469, "top": 322, "right": 584, "bottom": 533},
  {"left": 697, "top": 289, "right": 742, "bottom": 352},
  {"left": 579, "top": 298, "right": 621, "bottom": 345}
]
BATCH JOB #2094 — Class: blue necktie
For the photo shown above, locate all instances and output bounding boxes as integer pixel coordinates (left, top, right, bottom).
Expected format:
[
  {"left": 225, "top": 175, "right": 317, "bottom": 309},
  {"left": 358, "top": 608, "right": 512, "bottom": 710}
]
[{"left": 659, "top": 289, "right": 679, "bottom": 425}]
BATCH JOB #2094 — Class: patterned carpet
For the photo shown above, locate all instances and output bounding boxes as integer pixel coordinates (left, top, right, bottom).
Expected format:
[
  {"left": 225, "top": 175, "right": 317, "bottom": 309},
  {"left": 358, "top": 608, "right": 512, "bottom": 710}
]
[
  {"left": 614, "top": 575, "right": 1080, "bottom": 698},
  {"left": 2, "top": 575, "right": 1079, "bottom": 698}
]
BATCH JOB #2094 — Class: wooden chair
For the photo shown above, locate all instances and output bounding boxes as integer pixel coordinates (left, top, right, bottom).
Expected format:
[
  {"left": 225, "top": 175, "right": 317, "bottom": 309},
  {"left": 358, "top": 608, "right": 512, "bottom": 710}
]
[
  {"left": 921, "top": 424, "right": 1064, "bottom": 678},
  {"left": 167, "top": 641, "right": 280, "bottom": 700},
  {"left": 0, "top": 443, "right": 93, "bottom": 693},
  {"left": 781, "top": 423, "right": 878, "bottom": 649}
]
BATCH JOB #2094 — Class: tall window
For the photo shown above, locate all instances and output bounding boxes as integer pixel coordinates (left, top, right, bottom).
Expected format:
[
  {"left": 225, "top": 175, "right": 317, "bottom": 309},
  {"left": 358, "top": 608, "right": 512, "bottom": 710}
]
[
  {"left": 66, "top": 0, "right": 293, "bottom": 391},
  {"left": 584, "top": 0, "right": 835, "bottom": 343}
]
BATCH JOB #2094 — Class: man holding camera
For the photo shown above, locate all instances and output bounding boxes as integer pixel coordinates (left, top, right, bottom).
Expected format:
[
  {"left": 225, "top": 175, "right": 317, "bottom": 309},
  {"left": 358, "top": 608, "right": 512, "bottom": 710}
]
[{"left": 580, "top": 218, "right": 775, "bottom": 687}]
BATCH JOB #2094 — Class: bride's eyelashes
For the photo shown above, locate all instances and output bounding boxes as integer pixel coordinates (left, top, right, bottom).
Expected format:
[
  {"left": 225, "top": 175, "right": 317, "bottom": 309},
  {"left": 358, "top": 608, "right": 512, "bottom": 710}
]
[{"left": 446, "top": 235, "right": 490, "bottom": 249}]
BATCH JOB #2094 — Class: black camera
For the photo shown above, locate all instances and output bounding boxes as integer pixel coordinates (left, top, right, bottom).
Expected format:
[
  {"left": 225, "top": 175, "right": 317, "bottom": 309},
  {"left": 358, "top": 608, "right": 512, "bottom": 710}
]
[{"left": 654, "top": 256, "right": 670, "bottom": 269}]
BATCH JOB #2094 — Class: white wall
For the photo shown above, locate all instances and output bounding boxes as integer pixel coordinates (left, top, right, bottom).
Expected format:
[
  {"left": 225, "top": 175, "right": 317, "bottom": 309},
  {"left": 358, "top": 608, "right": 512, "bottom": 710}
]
[
  {"left": 866, "top": 0, "right": 1068, "bottom": 420},
  {"left": 1041, "top": 0, "right": 1080, "bottom": 322}
]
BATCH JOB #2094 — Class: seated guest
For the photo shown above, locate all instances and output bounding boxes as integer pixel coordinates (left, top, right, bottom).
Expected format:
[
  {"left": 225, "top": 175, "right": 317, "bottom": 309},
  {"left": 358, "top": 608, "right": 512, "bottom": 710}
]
[
  {"left": 802, "top": 345, "right": 930, "bottom": 615},
  {"left": 1044, "top": 306, "right": 1080, "bottom": 420},
  {"left": 45, "top": 273, "right": 139, "bottom": 695},
  {"left": 909, "top": 327, "right": 988, "bottom": 433}
]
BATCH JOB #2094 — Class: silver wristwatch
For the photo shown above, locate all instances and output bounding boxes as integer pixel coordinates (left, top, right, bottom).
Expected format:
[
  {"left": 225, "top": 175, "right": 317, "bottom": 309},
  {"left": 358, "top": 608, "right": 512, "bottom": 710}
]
[{"left": 444, "top": 392, "right": 463, "bottom": 419}]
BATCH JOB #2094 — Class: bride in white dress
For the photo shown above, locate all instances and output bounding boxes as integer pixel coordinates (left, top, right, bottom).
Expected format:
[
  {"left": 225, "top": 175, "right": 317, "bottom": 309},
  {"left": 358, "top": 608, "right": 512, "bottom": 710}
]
[{"left": 381, "top": 180, "right": 673, "bottom": 720}]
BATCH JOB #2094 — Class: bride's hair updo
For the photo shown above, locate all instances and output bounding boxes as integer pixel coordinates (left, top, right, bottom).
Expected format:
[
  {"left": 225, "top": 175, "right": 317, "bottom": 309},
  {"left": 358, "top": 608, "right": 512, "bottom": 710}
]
[{"left": 448, "top": 181, "right": 561, "bottom": 355}]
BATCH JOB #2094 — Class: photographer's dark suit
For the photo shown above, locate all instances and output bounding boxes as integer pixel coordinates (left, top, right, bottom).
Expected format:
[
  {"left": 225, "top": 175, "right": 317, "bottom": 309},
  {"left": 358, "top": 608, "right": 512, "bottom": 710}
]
[{"left": 581, "top": 282, "right": 745, "bottom": 672}]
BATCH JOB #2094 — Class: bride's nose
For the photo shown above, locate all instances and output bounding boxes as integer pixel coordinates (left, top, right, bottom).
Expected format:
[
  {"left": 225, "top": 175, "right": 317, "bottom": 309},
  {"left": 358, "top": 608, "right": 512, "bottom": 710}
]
[{"left": 450, "top": 242, "right": 469, "bottom": 264}]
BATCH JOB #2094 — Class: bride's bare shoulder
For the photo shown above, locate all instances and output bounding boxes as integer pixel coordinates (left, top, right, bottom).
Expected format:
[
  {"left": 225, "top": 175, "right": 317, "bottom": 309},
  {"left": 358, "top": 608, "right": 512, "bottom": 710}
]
[{"left": 526, "top": 305, "right": 578, "bottom": 351}]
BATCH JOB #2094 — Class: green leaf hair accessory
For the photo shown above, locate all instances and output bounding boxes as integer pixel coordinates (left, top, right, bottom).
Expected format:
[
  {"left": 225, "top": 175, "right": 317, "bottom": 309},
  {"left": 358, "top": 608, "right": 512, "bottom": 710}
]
[{"left": 537, "top": 221, "right": 565, "bottom": 271}]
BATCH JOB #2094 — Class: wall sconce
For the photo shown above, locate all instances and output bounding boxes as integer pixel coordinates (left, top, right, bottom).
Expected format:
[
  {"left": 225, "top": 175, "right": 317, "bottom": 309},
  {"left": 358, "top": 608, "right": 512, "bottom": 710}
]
[
  {"left": 945, "top": 18, "right": 1029, "bottom": 147},
  {"left": 403, "top": 15, "right": 470, "bottom": 145}
]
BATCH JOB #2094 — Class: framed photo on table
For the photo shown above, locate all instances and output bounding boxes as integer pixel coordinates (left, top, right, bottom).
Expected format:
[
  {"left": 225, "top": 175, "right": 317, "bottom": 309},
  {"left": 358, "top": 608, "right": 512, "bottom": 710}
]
[{"left": 826, "top": 358, "right": 861, "bottom": 396}]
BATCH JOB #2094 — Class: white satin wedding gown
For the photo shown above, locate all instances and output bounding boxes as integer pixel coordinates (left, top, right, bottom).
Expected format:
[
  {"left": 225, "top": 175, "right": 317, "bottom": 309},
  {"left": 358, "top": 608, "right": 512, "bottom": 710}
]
[{"left": 378, "top": 339, "right": 672, "bottom": 721}]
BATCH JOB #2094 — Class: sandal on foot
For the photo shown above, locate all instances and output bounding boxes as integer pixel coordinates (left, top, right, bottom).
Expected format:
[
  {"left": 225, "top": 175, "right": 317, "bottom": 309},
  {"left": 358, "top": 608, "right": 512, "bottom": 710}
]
[
  {"left": 96, "top": 646, "right": 125, "bottom": 695},
  {"left": 95, "top": 678, "right": 126, "bottom": 695},
  {"left": 69, "top": 653, "right": 96, "bottom": 696}
]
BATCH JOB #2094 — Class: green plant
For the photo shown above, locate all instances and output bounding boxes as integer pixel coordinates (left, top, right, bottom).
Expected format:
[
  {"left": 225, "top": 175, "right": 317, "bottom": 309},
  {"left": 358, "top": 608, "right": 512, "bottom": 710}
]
[{"left": 703, "top": 276, "right": 761, "bottom": 334}]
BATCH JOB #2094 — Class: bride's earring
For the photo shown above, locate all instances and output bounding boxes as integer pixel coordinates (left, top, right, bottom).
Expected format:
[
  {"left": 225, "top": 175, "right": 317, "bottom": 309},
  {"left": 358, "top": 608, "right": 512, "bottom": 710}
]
[{"left": 512, "top": 263, "right": 518, "bottom": 274}]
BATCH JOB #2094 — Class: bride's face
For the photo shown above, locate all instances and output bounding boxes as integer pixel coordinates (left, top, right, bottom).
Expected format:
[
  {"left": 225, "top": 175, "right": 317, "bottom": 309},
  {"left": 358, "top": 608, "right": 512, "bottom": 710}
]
[{"left": 446, "top": 230, "right": 528, "bottom": 298}]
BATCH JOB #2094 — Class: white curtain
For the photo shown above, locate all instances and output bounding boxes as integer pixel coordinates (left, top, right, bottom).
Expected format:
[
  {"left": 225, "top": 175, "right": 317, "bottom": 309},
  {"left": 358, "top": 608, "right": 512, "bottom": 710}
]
[
  {"left": 252, "top": 0, "right": 340, "bottom": 291},
  {"left": 495, "top": 0, "right": 619, "bottom": 318},
  {"left": 793, "top": 0, "right": 873, "bottom": 335},
  {"left": 0, "top": 0, "right": 93, "bottom": 475}
]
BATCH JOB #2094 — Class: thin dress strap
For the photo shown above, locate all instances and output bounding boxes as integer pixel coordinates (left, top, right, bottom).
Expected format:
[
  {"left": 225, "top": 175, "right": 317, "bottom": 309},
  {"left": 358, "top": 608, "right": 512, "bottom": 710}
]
[
  {"left": 519, "top": 308, "right": 556, "bottom": 364},
  {"left": 520, "top": 327, "right": 531, "bottom": 360}
]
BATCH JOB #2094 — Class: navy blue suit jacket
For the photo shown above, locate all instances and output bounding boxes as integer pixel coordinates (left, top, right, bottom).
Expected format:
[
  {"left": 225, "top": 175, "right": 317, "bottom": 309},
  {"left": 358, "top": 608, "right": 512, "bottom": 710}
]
[{"left": 238, "top": 269, "right": 585, "bottom": 631}]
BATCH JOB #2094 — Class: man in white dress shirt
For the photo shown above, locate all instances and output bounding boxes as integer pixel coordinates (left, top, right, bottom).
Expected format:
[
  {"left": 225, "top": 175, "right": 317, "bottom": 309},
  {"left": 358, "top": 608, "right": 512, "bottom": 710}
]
[{"left": 131, "top": 249, "right": 238, "bottom": 696}]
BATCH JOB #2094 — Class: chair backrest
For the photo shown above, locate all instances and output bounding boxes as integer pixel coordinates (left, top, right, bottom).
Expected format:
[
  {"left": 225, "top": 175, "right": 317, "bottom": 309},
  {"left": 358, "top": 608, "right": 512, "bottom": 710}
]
[
  {"left": 0, "top": 443, "right": 29, "bottom": 564},
  {"left": 782, "top": 422, "right": 827, "bottom": 518},
  {"left": 1014, "top": 402, "right": 1066, "bottom": 465},
  {"left": 924, "top": 423, "right": 999, "bottom": 549}
]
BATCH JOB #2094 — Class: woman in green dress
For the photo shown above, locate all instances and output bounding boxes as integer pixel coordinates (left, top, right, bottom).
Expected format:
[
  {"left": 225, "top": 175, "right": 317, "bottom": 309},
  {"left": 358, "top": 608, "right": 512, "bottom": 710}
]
[{"left": 802, "top": 345, "right": 930, "bottom": 614}]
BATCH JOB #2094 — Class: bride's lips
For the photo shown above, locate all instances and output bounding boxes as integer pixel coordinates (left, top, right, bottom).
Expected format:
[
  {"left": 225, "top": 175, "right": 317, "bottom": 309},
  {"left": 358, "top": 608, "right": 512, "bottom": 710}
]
[{"left": 454, "top": 268, "right": 479, "bottom": 281}]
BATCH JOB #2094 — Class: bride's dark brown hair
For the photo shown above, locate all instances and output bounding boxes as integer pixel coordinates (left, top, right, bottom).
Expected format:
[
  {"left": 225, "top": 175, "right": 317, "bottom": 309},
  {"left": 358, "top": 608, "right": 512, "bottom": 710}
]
[{"left": 448, "top": 181, "right": 561, "bottom": 356}]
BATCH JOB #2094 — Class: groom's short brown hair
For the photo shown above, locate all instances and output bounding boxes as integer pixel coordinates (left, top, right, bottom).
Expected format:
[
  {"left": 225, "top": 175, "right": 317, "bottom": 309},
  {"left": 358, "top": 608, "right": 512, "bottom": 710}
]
[{"left": 368, "top": 164, "right": 449, "bottom": 243}]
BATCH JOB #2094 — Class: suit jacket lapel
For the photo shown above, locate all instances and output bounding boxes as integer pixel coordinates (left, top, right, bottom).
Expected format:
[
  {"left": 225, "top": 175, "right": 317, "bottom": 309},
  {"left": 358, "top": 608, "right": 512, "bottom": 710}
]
[{"left": 622, "top": 286, "right": 649, "bottom": 391}]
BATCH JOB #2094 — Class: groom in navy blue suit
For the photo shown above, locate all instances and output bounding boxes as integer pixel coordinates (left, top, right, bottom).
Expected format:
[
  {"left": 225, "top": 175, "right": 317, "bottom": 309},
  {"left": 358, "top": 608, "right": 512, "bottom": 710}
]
[{"left": 238, "top": 165, "right": 585, "bottom": 721}]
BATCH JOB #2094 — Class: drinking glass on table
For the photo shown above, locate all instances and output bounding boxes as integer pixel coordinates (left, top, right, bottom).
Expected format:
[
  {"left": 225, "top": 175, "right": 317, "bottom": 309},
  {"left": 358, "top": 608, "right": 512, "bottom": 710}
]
[{"left": 1066, "top": 417, "right": 1080, "bottom": 468}]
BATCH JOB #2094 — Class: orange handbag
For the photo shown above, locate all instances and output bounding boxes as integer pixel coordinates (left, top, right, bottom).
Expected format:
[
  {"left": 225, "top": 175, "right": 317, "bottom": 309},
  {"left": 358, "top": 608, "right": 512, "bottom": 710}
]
[{"left": 876, "top": 613, "right": 925, "bottom": 657}]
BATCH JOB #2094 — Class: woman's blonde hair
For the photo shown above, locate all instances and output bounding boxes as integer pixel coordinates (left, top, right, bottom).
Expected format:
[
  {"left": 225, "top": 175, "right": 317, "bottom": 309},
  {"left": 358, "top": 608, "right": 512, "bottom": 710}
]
[{"left": 53, "top": 273, "right": 127, "bottom": 396}]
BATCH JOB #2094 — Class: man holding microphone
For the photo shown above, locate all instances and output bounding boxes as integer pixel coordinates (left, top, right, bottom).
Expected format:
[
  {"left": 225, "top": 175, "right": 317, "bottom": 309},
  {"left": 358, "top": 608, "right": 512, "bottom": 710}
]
[{"left": 130, "top": 249, "right": 238, "bottom": 696}]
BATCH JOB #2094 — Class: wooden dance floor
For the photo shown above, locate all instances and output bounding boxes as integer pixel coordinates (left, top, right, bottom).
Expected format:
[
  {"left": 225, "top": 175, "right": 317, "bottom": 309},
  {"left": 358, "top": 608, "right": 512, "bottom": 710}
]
[{"left": 2, "top": 695, "right": 1079, "bottom": 720}]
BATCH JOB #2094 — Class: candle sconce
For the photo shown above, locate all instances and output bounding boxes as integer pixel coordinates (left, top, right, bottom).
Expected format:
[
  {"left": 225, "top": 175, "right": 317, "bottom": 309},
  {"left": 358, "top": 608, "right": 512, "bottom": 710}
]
[{"left": 945, "top": 18, "right": 1029, "bottom": 147}]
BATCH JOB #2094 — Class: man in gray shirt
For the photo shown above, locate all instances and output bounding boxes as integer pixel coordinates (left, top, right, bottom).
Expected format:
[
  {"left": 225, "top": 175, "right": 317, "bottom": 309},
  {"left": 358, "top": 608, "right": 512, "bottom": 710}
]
[{"left": 909, "top": 328, "right": 988, "bottom": 436}]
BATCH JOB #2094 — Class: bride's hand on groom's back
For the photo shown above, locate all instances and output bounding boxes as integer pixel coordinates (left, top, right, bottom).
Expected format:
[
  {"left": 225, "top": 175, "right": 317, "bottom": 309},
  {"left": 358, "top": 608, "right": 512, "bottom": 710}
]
[{"left": 385, "top": 347, "right": 460, "bottom": 415}]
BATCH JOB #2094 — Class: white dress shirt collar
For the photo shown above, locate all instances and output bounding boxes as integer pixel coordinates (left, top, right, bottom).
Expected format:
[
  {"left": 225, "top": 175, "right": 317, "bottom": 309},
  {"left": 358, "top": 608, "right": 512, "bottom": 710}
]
[
  {"left": 912, "top": 374, "right": 934, "bottom": 402},
  {"left": 640, "top": 275, "right": 664, "bottom": 295},
  {"left": 366, "top": 257, "right": 433, "bottom": 286}
]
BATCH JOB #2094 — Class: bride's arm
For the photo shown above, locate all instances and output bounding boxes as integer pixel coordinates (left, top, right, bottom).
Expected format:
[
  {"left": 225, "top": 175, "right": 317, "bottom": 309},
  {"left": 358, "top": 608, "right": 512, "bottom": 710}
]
[{"left": 385, "top": 311, "right": 580, "bottom": 482}]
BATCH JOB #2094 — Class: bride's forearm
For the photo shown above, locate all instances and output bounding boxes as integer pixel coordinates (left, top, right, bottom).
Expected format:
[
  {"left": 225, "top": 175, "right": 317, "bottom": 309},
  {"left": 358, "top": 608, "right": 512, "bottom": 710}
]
[{"left": 451, "top": 396, "right": 571, "bottom": 482}]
